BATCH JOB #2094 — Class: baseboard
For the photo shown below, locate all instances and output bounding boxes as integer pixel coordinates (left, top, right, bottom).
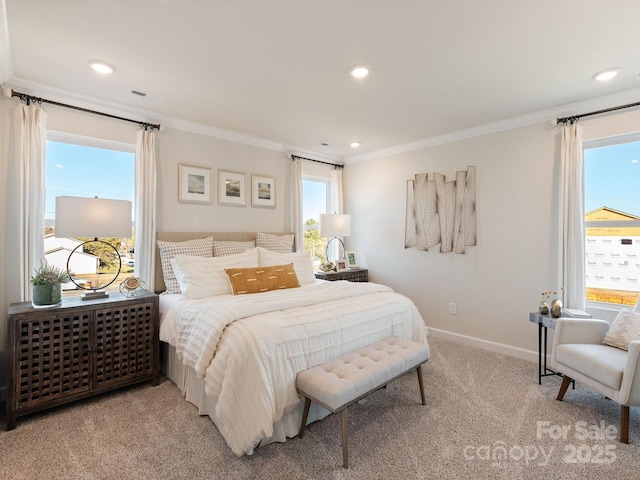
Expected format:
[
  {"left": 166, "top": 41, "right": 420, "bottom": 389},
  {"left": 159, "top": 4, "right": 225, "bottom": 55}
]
[{"left": 427, "top": 327, "right": 539, "bottom": 364}]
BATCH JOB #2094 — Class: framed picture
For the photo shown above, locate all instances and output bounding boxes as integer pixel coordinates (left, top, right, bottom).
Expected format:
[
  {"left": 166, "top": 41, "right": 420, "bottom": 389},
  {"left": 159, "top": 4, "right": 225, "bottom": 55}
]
[
  {"left": 336, "top": 260, "right": 347, "bottom": 271},
  {"left": 251, "top": 174, "right": 276, "bottom": 208},
  {"left": 218, "top": 170, "right": 247, "bottom": 206},
  {"left": 346, "top": 251, "right": 357, "bottom": 268},
  {"left": 178, "top": 164, "right": 212, "bottom": 204}
]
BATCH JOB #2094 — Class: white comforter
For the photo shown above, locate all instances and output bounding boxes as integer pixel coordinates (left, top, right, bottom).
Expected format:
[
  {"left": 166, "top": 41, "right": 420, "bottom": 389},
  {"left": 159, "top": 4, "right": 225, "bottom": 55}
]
[{"left": 160, "top": 280, "right": 428, "bottom": 456}]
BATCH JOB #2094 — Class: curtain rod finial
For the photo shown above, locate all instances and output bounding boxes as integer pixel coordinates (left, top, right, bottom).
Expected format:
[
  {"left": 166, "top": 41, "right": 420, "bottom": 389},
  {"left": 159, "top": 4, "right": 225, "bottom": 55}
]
[
  {"left": 551, "top": 118, "right": 558, "bottom": 126},
  {"left": 2, "top": 87, "right": 12, "bottom": 98}
]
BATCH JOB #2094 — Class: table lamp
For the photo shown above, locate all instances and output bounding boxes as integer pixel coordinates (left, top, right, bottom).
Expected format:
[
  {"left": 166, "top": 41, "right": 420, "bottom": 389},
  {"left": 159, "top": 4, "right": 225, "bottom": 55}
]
[
  {"left": 319, "top": 213, "right": 351, "bottom": 263},
  {"left": 55, "top": 196, "right": 132, "bottom": 300}
]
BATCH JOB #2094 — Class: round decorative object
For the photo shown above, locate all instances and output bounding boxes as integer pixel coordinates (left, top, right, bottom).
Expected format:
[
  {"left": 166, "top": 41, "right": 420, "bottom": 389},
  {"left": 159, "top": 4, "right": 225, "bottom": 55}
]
[
  {"left": 550, "top": 299, "right": 563, "bottom": 318},
  {"left": 538, "top": 301, "right": 549, "bottom": 315},
  {"left": 320, "top": 262, "right": 336, "bottom": 272},
  {"left": 119, "top": 276, "right": 145, "bottom": 297}
]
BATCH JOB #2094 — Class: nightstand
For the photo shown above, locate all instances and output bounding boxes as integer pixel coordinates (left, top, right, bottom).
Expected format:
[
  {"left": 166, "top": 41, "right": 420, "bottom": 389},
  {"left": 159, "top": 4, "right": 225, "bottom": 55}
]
[
  {"left": 315, "top": 268, "right": 368, "bottom": 282},
  {"left": 6, "top": 290, "right": 159, "bottom": 430}
]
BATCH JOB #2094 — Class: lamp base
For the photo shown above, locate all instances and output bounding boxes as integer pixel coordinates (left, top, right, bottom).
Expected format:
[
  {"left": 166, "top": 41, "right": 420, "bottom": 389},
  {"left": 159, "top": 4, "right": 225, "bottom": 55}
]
[{"left": 81, "top": 290, "right": 109, "bottom": 301}]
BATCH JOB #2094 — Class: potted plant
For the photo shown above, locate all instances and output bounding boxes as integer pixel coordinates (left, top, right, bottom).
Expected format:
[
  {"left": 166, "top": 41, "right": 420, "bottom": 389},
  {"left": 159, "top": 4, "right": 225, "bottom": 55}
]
[{"left": 30, "top": 261, "right": 70, "bottom": 307}]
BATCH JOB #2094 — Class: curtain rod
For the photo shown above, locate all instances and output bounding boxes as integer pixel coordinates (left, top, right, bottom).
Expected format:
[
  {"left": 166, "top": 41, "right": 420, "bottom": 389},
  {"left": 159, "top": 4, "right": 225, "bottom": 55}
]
[
  {"left": 290, "top": 154, "right": 344, "bottom": 169},
  {"left": 9, "top": 89, "right": 161, "bottom": 131},
  {"left": 556, "top": 100, "right": 640, "bottom": 124}
]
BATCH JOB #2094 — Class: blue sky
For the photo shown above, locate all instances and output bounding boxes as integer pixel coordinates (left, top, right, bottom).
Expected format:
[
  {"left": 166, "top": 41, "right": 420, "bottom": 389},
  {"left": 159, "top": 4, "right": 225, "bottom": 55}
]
[
  {"left": 302, "top": 179, "right": 329, "bottom": 223},
  {"left": 585, "top": 140, "right": 640, "bottom": 217},
  {"left": 45, "top": 141, "right": 134, "bottom": 220}
]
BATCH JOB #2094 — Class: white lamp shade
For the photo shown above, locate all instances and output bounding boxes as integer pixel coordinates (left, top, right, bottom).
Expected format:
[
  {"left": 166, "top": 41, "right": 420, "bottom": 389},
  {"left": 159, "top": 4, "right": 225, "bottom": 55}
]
[
  {"left": 55, "top": 196, "right": 132, "bottom": 238},
  {"left": 320, "top": 214, "right": 351, "bottom": 237}
]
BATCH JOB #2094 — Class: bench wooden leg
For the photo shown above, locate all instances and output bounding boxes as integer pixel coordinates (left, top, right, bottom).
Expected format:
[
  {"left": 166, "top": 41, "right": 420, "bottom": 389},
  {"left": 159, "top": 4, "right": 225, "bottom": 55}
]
[
  {"left": 417, "top": 365, "right": 426, "bottom": 405},
  {"left": 556, "top": 375, "right": 573, "bottom": 401},
  {"left": 341, "top": 408, "right": 349, "bottom": 469},
  {"left": 299, "top": 397, "right": 311, "bottom": 439},
  {"left": 621, "top": 405, "right": 629, "bottom": 444}
]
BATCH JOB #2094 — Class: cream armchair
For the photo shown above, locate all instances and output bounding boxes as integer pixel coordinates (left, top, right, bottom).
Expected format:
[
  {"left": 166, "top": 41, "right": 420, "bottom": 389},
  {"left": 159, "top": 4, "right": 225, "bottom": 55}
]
[{"left": 551, "top": 317, "right": 640, "bottom": 443}]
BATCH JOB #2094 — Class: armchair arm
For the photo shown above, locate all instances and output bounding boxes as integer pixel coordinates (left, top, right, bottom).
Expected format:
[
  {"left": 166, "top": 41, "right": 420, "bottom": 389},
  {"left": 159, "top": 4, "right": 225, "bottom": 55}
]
[
  {"left": 553, "top": 318, "right": 610, "bottom": 346},
  {"left": 551, "top": 318, "right": 610, "bottom": 369},
  {"left": 619, "top": 341, "right": 640, "bottom": 406}
]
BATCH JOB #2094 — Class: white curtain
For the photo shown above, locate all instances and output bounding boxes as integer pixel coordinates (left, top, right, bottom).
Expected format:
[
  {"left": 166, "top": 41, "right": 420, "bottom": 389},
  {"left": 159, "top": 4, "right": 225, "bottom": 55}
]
[
  {"left": 12, "top": 102, "right": 47, "bottom": 301},
  {"left": 560, "top": 122, "right": 586, "bottom": 310},
  {"left": 290, "top": 157, "right": 303, "bottom": 252},
  {"left": 328, "top": 167, "right": 345, "bottom": 260},
  {"left": 134, "top": 129, "right": 157, "bottom": 290}
]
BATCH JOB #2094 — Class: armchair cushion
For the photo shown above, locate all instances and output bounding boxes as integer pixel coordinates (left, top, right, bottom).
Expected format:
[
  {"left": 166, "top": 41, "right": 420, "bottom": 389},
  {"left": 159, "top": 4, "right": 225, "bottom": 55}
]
[
  {"left": 556, "top": 344, "right": 627, "bottom": 390},
  {"left": 603, "top": 310, "right": 640, "bottom": 351}
]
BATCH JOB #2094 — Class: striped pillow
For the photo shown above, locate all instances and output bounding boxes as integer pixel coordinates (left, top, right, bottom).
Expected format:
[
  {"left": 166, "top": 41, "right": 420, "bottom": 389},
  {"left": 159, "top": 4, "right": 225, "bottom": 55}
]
[
  {"left": 213, "top": 240, "right": 256, "bottom": 257},
  {"left": 256, "top": 232, "right": 294, "bottom": 254},
  {"left": 156, "top": 237, "right": 214, "bottom": 293}
]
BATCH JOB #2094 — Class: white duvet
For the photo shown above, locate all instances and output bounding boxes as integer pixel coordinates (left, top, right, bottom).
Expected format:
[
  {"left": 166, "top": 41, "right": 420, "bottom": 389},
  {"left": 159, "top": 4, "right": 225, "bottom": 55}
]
[{"left": 160, "top": 280, "right": 428, "bottom": 456}]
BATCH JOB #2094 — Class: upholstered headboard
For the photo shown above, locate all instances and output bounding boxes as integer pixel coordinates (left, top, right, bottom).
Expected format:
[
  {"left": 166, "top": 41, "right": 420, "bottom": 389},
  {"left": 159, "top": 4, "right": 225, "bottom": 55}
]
[{"left": 154, "top": 232, "right": 293, "bottom": 293}]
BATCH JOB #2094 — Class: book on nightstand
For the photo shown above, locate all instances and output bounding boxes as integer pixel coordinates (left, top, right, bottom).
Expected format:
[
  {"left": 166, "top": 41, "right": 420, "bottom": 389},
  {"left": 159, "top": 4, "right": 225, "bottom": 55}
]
[{"left": 562, "top": 308, "right": 592, "bottom": 318}]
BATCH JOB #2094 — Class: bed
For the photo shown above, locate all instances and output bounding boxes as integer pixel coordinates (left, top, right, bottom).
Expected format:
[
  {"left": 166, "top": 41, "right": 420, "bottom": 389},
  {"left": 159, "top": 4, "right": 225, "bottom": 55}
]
[{"left": 155, "top": 232, "right": 429, "bottom": 456}]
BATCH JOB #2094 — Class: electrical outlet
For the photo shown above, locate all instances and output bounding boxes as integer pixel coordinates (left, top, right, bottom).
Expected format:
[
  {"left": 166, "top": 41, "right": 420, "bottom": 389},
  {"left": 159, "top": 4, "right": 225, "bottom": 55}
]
[{"left": 449, "top": 302, "right": 457, "bottom": 315}]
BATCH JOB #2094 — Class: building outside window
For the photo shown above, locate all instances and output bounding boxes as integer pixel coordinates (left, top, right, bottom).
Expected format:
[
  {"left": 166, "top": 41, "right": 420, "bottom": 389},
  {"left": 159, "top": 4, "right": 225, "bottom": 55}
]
[
  {"left": 44, "top": 136, "right": 135, "bottom": 296},
  {"left": 584, "top": 136, "right": 640, "bottom": 306}
]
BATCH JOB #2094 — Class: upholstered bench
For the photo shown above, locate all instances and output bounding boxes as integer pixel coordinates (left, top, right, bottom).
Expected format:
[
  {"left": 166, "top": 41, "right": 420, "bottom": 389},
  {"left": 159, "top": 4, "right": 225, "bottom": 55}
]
[{"left": 296, "top": 336, "right": 430, "bottom": 468}]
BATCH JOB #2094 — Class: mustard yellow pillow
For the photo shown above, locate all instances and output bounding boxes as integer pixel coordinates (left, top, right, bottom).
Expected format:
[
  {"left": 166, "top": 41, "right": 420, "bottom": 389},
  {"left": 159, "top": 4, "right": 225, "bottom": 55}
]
[{"left": 225, "top": 263, "right": 300, "bottom": 295}]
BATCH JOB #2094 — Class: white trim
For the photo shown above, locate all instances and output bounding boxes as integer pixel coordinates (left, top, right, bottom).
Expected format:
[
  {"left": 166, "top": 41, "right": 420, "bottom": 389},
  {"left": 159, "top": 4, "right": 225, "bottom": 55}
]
[
  {"left": 427, "top": 327, "right": 538, "bottom": 364},
  {"left": 0, "top": 0, "right": 12, "bottom": 84},
  {"left": 6, "top": 77, "right": 640, "bottom": 166},
  {"left": 345, "top": 86, "right": 640, "bottom": 164},
  {"left": 47, "top": 131, "right": 135, "bottom": 153}
]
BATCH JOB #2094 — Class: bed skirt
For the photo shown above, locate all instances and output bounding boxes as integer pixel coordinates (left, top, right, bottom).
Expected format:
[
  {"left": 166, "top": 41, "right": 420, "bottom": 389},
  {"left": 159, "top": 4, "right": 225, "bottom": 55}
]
[{"left": 161, "top": 341, "right": 331, "bottom": 453}]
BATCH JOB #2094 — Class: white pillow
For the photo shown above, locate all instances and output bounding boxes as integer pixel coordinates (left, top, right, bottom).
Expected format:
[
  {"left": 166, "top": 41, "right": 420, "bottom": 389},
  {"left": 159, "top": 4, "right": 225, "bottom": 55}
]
[
  {"left": 171, "top": 248, "right": 259, "bottom": 298},
  {"left": 257, "top": 247, "right": 315, "bottom": 285},
  {"left": 256, "top": 232, "right": 294, "bottom": 254},
  {"left": 157, "top": 237, "right": 214, "bottom": 294},
  {"left": 603, "top": 309, "right": 640, "bottom": 351}
]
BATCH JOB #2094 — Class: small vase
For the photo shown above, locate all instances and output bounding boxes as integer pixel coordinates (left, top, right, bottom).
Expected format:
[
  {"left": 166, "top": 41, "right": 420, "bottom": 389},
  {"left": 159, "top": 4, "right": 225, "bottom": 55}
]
[
  {"left": 539, "top": 301, "right": 549, "bottom": 315},
  {"left": 32, "top": 284, "right": 62, "bottom": 307},
  {"left": 550, "top": 299, "right": 563, "bottom": 318}
]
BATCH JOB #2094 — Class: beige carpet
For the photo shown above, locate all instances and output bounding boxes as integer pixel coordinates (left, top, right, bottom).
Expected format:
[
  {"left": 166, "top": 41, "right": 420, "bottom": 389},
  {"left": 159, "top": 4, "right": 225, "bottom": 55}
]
[{"left": 1, "top": 336, "right": 640, "bottom": 479}]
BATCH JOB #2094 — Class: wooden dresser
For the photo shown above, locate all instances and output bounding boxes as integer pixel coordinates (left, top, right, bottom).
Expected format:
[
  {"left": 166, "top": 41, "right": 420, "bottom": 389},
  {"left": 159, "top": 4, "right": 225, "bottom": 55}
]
[{"left": 6, "top": 290, "right": 159, "bottom": 430}]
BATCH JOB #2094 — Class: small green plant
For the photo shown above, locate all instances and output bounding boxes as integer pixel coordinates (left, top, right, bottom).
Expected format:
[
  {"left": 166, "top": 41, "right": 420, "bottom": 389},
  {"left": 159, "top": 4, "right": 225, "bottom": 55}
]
[{"left": 30, "top": 261, "right": 71, "bottom": 287}]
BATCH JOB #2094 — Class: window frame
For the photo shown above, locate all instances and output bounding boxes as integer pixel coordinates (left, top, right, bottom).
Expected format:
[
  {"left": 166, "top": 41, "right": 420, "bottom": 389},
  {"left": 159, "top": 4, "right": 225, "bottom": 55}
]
[{"left": 583, "top": 132, "right": 640, "bottom": 310}]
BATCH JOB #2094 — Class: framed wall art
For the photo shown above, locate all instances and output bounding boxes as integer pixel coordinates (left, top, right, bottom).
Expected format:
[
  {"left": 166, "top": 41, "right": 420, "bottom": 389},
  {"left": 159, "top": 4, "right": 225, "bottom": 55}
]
[
  {"left": 251, "top": 174, "right": 276, "bottom": 208},
  {"left": 178, "top": 164, "right": 212, "bottom": 204},
  {"left": 218, "top": 170, "right": 247, "bottom": 206}
]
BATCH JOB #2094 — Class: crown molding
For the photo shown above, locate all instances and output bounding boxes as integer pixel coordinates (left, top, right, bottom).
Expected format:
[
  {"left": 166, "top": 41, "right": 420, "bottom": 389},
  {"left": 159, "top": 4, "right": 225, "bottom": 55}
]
[
  {"left": 3, "top": 77, "right": 342, "bottom": 164},
  {"left": 344, "top": 86, "right": 640, "bottom": 164},
  {"left": 5, "top": 75, "right": 640, "bottom": 167}
]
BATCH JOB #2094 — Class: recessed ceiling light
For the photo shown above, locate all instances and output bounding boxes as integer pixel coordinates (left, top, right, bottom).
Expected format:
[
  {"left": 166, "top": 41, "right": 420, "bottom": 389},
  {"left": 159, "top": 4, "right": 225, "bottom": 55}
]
[
  {"left": 88, "top": 60, "right": 116, "bottom": 75},
  {"left": 591, "top": 68, "right": 620, "bottom": 82},
  {"left": 350, "top": 142, "right": 361, "bottom": 148},
  {"left": 349, "top": 65, "right": 370, "bottom": 78}
]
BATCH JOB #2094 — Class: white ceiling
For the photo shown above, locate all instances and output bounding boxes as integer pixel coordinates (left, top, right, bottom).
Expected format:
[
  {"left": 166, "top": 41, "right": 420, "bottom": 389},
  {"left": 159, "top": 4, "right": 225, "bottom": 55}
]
[{"left": 3, "top": 0, "right": 640, "bottom": 162}]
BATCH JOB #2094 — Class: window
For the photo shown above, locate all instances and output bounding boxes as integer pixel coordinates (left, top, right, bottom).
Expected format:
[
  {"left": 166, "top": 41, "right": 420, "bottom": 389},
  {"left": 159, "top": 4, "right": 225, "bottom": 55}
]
[
  {"left": 584, "top": 135, "right": 640, "bottom": 306},
  {"left": 302, "top": 176, "right": 330, "bottom": 266},
  {"left": 45, "top": 135, "right": 135, "bottom": 296}
]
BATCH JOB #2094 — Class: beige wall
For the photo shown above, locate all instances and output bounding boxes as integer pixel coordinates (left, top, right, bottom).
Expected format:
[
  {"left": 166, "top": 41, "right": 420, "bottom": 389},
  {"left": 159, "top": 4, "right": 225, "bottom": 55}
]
[{"left": 343, "top": 108, "right": 640, "bottom": 359}]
